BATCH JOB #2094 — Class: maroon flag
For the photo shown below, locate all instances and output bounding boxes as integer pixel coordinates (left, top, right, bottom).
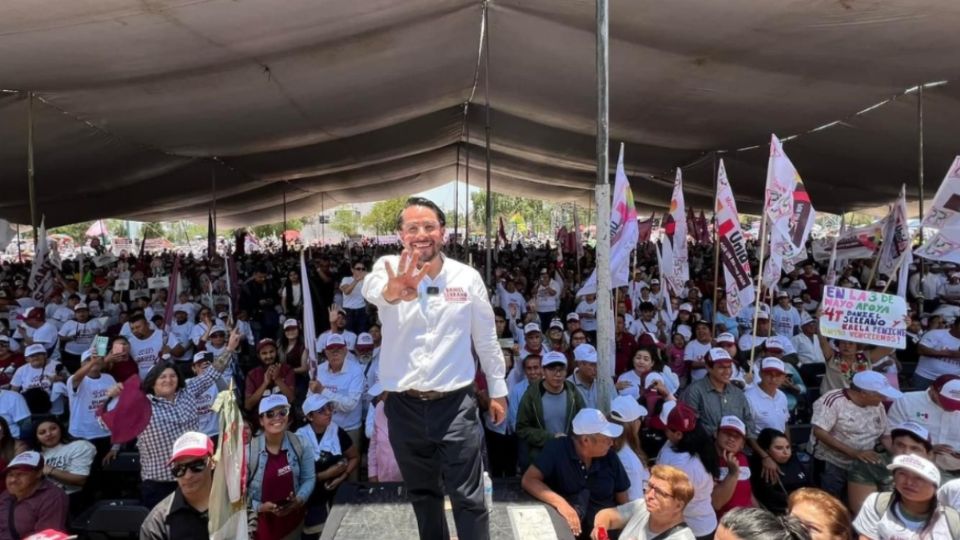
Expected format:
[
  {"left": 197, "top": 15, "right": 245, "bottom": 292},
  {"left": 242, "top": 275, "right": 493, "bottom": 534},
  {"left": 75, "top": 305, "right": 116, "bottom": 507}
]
[
  {"left": 637, "top": 213, "right": 655, "bottom": 244},
  {"left": 686, "top": 207, "right": 697, "bottom": 245},
  {"left": 162, "top": 255, "right": 180, "bottom": 331}
]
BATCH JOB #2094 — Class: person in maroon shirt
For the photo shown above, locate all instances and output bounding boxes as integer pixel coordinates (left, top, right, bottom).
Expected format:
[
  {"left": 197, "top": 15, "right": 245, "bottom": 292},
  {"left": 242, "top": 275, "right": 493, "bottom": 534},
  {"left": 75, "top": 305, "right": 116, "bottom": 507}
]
[
  {"left": 0, "top": 451, "right": 68, "bottom": 540},
  {"left": 0, "top": 336, "right": 24, "bottom": 387},
  {"left": 103, "top": 336, "right": 138, "bottom": 382},
  {"left": 244, "top": 339, "right": 296, "bottom": 414},
  {"left": 614, "top": 314, "right": 638, "bottom": 377},
  {"left": 800, "top": 263, "right": 824, "bottom": 301}
]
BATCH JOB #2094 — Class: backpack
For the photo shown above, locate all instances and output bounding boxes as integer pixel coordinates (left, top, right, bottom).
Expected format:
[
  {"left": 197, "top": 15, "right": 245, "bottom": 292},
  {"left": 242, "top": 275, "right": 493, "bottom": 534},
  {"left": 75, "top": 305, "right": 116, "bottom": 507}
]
[
  {"left": 874, "top": 491, "right": 960, "bottom": 538},
  {"left": 247, "top": 432, "right": 305, "bottom": 480}
]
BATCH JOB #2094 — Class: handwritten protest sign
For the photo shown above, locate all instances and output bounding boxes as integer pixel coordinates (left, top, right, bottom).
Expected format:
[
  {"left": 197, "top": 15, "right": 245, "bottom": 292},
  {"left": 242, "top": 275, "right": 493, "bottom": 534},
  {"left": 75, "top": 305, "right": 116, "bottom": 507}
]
[{"left": 819, "top": 285, "right": 906, "bottom": 349}]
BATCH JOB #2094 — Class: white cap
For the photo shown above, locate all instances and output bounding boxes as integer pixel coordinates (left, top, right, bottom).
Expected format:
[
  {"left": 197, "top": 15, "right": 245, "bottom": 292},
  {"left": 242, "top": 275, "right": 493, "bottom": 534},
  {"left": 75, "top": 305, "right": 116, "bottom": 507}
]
[
  {"left": 678, "top": 303, "right": 693, "bottom": 313},
  {"left": 24, "top": 344, "right": 46, "bottom": 357},
  {"left": 565, "top": 312, "right": 580, "bottom": 322},
  {"left": 542, "top": 351, "right": 568, "bottom": 367},
  {"left": 4, "top": 451, "right": 43, "bottom": 472},
  {"left": 217, "top": 312, "right": 228, "bottom": 319},
  {"left": 764, "top": 336, "right": 785, "bottom": 351},
  {"left": 192, "top": 351, "right": 213, "bottom": 364},
  {"left": 168, "top": 431, "right": 213, "bottom": 463},
  {"left": 643, "top": 372, "right": 666, "bottom": 389},
  {"left": 572, "top": 408, "right": 623, "bottom": 438},
  {"left": 675, "top": 325, "right": 692, "bottom": 341},
  {"left": 760, "top": 357, "right": 786, "bottom": 374},
  {"left": 258, "top": 394, "right": 290, "bottom": 414},
  {"left": 852, "top": 371, "right": 904, "bottom": 400},
  {"left": 209, "top": 322, "right": 228, "bottom": 335},
  {"left": 757, "top": 310, "right": 770, "bottom": 320},
  {"left": 357, "top": 333, "right": 374, "bottom": 348},
  {"left": 523, "top": 322, "right": 542, "bottom": 335},
  {"left": 549, "top": 319, "right": 564, "bottom": 330},
  {"left": 777, "top": 291, "right": 789, "bottom": 298},
  {"left": 0, "top": 335, "right": 9, "bottom": 343},
  {"left": 573, "top": 343, "right": 598, "bottom": 363},
  {"left": 74, "top": 302, "right": 89, "bottom": 311},
  {"left": 887, "top": 454, "right": 940, "bottom": 486},
  {"left": 173, "top": 303, "right": 190, "bottom": 314},
  {"left": 715, "top": 332, "right": 736, "bottom": 345},
  {"left": 650, "top": 278, "right": 660, "bottom": 285},
  {"left": 707, "top": 347, "right": 733, "bottom": 363},
  {"left": 891, "top": 421, "right": 931, "bottom": 444},
  {"left": 800, "top": 312, "right": 817, "bottom": 326},
  {"left": 283, "top": 318, "right": 299, "bottom": 329},
  {"left": 718, "top": 415, "right": 747, "bottom": 436},
  {"left": 302, "top": 393, "right": 333, "bottom": 415},
  {"left": 325, "top": 333, "right": 347, "bottom": 349},
  {"left": 610, "top": 396, "right": 648, "bottom": 423}
]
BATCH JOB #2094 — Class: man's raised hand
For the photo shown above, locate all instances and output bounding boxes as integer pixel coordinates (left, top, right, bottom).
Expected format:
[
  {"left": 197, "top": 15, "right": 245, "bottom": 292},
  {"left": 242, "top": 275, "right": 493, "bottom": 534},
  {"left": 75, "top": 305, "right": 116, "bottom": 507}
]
[{"left": 383, "top": 250, "right": 428, "bottom": 303}]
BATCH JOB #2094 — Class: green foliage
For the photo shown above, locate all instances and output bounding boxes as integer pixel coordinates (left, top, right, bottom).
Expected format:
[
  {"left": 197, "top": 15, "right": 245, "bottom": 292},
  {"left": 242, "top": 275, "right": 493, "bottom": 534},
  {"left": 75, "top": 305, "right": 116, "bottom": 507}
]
[
  {"left": 362, "top": 197, "right": 407, "bottom": 235},
  {"left": 140, "top": 221, "right": 166, "bottom": 239},
  {"left": 248, "top": 218, "right": 305, "bottom": 239},
  {"left": 330, "top": 207, "right": 361, "bottom": 237},
  {"left": 470, "top": 191, "right": 554, "bottom": 236},
  {"left": 49, "top": 221, "right": 93, "bottom": 241}
]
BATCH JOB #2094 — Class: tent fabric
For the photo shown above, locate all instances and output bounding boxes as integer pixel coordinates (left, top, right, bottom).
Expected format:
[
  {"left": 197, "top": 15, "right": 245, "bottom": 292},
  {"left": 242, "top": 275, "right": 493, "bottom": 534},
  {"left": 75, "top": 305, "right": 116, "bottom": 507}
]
[{"left": 1, "top": 0, "right": 960, "bottom": 227}]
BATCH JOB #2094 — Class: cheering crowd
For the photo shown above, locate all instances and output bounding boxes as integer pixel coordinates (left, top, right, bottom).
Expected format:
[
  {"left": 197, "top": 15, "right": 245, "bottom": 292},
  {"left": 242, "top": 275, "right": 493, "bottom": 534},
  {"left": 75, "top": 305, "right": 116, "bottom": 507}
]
[{"left": 0, "top": 202, "right": 959, "bottom": 540}]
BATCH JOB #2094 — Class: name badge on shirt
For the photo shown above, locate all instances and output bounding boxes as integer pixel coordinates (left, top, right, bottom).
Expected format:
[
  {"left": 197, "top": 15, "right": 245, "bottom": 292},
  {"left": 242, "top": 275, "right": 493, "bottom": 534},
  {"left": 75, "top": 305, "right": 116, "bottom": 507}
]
[
  {"left": 277, "top": 465, "right": 292, "bottom": 476},
  {"left": 444, "top": 287, "right": 468, "bottom": 303}
]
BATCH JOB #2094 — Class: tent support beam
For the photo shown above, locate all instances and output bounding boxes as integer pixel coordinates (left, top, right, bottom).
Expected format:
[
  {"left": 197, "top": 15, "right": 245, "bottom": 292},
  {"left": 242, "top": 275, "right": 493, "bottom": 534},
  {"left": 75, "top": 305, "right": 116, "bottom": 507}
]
[
  {"left": 711, "top": 151, "right": 720, "bottom": 336},
  {"left": 465, "top": 109, "right": 471, "bottom": 262},
  {"left": 454, "top": 143, "right": 461, "bottom": 242},
  {"left": 594, "top": 0, "right": 613, "bottom": 414},
  {"left": 483, "top": 4, "right": 493, "bottom": 286},
  {"left": 917, "top": 83, "right": 925, "bottom": 290},
  {"left": 26, "top": 92, "right": 37, "bottom": 244}
]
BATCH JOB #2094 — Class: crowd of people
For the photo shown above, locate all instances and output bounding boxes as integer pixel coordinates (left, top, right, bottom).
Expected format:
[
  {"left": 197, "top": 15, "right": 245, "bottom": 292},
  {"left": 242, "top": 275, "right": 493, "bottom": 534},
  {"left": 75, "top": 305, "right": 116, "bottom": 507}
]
[{"left": 0, "top": 199, "right": 959, "bottom": 540}]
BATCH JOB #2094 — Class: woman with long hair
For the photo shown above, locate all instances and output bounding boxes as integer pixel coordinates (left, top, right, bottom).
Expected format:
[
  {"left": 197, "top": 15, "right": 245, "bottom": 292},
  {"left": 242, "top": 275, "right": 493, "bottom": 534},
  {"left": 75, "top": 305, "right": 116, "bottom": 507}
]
[
  {"left": 32, "top": 416, "right": 96, "bottom": 514},
  {"left": 749, "top": 428, "right": 811, "bottom": 514},
  {"left": 0, "top": 416, "right": 17, "bottom": 466},
  {"left": 616, "top": 346, "right": 678, "bottom": 412},
  {"left": 248, "top": 394, "right": 316, "bottom": 540},
  {"left": 652, "top": 400, "right": 719, "bottom": 540},
  {"left": 608, "top": 396, "right": 649, "bottom": 502},
  {"left": 277, "top": 318, "right": 309, "bottom": 401}
]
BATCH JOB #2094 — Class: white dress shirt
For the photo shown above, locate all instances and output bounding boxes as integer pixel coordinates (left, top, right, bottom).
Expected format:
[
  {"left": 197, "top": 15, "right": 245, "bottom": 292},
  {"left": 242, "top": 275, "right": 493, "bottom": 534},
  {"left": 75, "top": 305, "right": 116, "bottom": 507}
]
[
  {"left": 792, "top": 332, "right": 826, "bottom": 365},
  {"left": 362, "top": 255, "right": 507, "bottom": 398}
]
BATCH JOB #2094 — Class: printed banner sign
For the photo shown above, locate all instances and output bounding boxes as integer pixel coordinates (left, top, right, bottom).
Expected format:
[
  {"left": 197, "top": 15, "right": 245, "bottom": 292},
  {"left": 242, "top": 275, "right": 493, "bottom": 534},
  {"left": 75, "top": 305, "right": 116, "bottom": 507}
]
[
  {"left": 113, "top": 278, "right": 130, "bottom": 291},
  {"left": 148, "top": 276, "right": 170, "bottom": 290},
  {"left": 819, "top": 285, "right": 906, "bottom": 349},
  {"left": 93, "top": 254, "right": 118, "bottom": 268}
]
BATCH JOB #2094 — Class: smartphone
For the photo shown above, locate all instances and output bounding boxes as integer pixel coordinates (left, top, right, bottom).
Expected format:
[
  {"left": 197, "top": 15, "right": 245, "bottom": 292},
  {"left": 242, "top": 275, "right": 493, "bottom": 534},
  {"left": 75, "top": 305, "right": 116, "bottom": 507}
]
[{"left": 94, "top": 335, "right": 109, "bottom": 357}]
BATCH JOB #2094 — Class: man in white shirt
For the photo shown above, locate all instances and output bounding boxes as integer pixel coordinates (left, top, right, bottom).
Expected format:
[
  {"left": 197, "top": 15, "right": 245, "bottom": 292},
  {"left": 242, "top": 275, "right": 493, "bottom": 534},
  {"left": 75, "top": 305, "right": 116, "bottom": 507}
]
[
  {"left": 496, "top": 278, "right": 526, "bottom": 320},
  {"left": 361, "top": 197, "right": 506, "bottom": 540},
  {"left": 534, "top": 268, "right": 561, "bottom": 329},
  {"left": 770, "top": 291, "right": 801, "bottom": 337},
  {"left": 126, "top": 314, "right": 178, "bottom": 379},
  {"left": 317, "top": 307, "right": 358, "bottom": 356},
  {"left": 683, "top": 321, "right": 713, "bottom": 381},
  {"left": 885, "top": 375, "right": 960, "bottom": 475},
  {"left": 340, "top": 260, "right": 369, "bottom": 334},
  {"left": 167, "top": 305, "right": 195, "bottom": 365},
  {"left": 744, "top": 358, "right": 790, "bottom": 437},
  {"left": 576, "top": 293, "right": 599, "bottom": 342},
  {"left": 310, "top": 334, "right": 364, "bottom": 468},
  {"left": 914, "top": 317, "right": 960, "bottom": 390},
  {"left": 58, "top": 303, "right": 102, "bottom": 373},
  {"left": 14, "top": 307, "right": 60, "bottom": 360}
]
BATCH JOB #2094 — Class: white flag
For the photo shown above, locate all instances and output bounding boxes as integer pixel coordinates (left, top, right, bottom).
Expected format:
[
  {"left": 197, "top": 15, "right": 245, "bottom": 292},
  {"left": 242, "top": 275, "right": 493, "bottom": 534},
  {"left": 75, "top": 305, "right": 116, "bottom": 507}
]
[
  {"left": 577, "top": 143, "right": 639, "bottom": 296},
  {"left": 661, "top": 168, "right": 689, "bottom": 296},
  {"left": 825, "top": 214, "right": 845, "bottom": 286},
  {"left": 714, "top": 160, "right": 754, "bottom": 317},
  {"left": 764, "top": 135, "right": 815, "bottom": 288},
  {"left": 878, "top": 185, "right": 911, "bottom": 277},
  {"left": 922, "top": 156, "right": 960, "bottom": 229},
  {"left": 209, "top": 388, "right": 249, "bottom": 540},
  {"left": 916, "top": 227, "right": 960, "bottom": 264},
  {"left": 300, "top": 250, "right": 318, "bottom": 374}
]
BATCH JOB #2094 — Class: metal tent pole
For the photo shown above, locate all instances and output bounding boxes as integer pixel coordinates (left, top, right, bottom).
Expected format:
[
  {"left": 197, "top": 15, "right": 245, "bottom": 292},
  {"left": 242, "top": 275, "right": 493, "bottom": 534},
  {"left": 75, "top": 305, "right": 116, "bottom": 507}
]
[
  {"left": 483, "top": 4, "right": 494, "bottom": 285},
  {"left": 454, "top": 144, "right": 461, "bottom": 244},
  {"left": 917, "top": 83, "right": 926, "bottom": 297},
  {"left": 27, "top": 92, "right": 37, "bottom": 244},
  {"left": 711, "top": 152, "right": 721, "bottom": 334},
  {"left": 594, "top": 0, "right": 613, "bottom": 414}
]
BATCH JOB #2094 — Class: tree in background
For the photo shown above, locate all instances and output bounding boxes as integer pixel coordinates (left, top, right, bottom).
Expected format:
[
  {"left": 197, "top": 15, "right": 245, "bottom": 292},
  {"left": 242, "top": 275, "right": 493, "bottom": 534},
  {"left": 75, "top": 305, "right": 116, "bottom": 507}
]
[
  {"left": 330, "top": 207, "right": 361, "bottom": 238},
  {"left": 470, "top": 192, "right": 554, "bottom": 238},
  {"left": 248, "top": 218, "right": 305, "bottom": 239},
  {"left": 362, "top": 197, "right": 407, "bottom": 236}
]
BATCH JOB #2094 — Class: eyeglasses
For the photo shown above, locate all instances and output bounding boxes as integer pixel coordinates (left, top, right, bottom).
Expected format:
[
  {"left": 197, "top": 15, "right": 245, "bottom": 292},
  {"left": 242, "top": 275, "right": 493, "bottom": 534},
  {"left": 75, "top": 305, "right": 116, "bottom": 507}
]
[
  {"left": 171, "top": 458, "right": 208, "bottom": 478},
  {"left": 400, "top": 221, "right": 440, "bottom": 236},
  {"left": 262, "top": 407, "right": 290, "bottom": 420},
  {"left": 645, "top": 483, "right": 674, "bottom": 499}
]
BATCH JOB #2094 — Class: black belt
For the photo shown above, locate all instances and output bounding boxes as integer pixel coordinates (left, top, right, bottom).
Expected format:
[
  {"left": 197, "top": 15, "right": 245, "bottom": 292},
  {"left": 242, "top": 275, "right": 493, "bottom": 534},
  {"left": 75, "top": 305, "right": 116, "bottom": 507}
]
[{"left": 400, "top": 385, "right": 470, "bottom": 401}]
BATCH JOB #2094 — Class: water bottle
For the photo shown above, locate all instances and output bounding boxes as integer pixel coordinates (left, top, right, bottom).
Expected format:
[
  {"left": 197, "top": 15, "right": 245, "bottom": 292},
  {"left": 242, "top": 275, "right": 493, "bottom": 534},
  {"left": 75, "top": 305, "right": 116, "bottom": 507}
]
[{"left": 482, "top": 471, "right": 493, "bottom": 510}]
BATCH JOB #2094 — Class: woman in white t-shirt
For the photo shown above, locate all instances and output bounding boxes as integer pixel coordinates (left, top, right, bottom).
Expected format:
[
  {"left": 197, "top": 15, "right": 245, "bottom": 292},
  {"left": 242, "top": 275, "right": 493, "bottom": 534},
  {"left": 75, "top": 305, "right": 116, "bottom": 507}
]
[
  {"left": 34, "top": 416, "right": 96, "bottom": 512},
  {"left": 609, "top": 395, "right": 649, "bottom": 502},
  {"left": 853, "top": 454, "right": 960, "bottom": 539}
]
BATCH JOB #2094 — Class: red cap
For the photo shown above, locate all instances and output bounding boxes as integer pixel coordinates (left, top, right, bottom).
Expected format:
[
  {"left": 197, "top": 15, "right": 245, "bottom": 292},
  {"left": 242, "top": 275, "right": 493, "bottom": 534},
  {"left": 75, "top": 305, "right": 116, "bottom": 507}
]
[
  {"left": 256, "top": 338, "right": 277, "bottom": 353},
  {"left": 649, "top": 401, "right": 698, "bottom": 433}
]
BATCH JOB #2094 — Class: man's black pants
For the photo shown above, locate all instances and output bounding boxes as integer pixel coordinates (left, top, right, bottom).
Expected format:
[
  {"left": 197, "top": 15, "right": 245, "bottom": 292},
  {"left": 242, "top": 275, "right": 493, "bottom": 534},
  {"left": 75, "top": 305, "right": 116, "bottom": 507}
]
[{"left": 386, "top": 386, "right": 489, "bottom": 540}]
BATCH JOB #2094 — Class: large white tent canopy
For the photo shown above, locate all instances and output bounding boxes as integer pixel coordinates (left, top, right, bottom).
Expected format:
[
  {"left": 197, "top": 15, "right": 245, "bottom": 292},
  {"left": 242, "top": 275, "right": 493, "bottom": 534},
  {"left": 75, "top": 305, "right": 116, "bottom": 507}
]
[{"left": 2, "top": 0, "right": 960, "bottom": 227}]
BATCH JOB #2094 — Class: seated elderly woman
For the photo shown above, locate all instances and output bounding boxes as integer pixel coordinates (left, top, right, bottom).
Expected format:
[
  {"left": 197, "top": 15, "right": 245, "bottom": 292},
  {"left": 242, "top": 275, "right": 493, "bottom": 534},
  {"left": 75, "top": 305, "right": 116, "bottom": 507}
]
[
  {"left": 0, "top": 451, "right": 69, "bottom": 538},
  {"left": 591, "top": 464, "right": 696, "bottom": 540}
]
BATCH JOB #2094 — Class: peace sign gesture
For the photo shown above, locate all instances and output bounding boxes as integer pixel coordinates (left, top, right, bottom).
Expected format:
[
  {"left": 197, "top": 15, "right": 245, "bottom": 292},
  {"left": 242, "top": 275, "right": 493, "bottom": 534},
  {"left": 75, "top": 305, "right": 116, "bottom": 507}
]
[{"left": 383, "top": 250, "right": 428, "bottom": 303}]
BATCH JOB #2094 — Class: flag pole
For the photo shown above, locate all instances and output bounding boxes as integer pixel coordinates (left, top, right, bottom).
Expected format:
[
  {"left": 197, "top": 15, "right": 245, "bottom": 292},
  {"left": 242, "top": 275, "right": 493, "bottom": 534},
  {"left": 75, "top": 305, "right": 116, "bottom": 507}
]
[
  {"left": 916, "top": 83, "right": 926, "bottom": 291},
  {"left": 594, "top": 0, "right": 613, "bottom": 413},
  {"left": 465, "top": 106, "right": 472, "bottom": 260},
  {"left": 27, "top": 92, "right": 38, "bottom": 245},
  {"left": 748, "top": 215, "right": 769, "bottom": 369},
  {"left": 482, "top": 2, "right": 493, "bottom": 286},
  {"left": 711, "top": 152, "right": 721, "bottom": 335}
]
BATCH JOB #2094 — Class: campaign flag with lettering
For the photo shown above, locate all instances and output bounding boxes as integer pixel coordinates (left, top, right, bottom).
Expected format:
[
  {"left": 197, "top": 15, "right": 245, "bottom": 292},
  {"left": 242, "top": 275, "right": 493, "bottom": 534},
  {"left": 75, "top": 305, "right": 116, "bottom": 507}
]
[
  {"left": 878, "top": 185, "right": 911, "bottom": 277},
  {"left": 27, "top": 218, "right": 57, "bottom": 303},
  {"left": 922, "top": 156, "right": 960, "bottom": 229},
  {"left": 764, "top": 135, "right": 815, "bottom": 286},
  {"left": 715, "top": 160, "right": 754, "bottom": 317},
  {"left": 916, "top": 227, "right": 960, "bottom": 264},
  {"left": 300, "top": 250, "right": 318, "bottom": 373},
  {"left": 577, "top": 143, "right": 639, "bottom": 296},
  {"left": 660, "top": 168, "right": 689, "bottom": 296}
]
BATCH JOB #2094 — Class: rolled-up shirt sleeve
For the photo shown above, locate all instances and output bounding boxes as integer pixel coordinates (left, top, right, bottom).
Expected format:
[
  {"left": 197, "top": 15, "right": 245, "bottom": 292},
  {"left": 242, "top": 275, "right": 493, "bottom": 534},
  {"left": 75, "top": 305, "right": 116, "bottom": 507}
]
[{"left": 470, "top": 274, "right": 507, "bottom": 398}]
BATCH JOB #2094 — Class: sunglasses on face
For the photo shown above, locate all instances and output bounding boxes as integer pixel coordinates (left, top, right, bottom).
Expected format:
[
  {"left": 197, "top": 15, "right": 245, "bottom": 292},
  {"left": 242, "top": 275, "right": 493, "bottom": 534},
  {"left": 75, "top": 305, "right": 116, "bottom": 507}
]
[
  {"left": 262, "top": 407, "right": 290, "bottom": 420},
  {"left": 171, "top": 458, "right": 207, "bottom": 478}
]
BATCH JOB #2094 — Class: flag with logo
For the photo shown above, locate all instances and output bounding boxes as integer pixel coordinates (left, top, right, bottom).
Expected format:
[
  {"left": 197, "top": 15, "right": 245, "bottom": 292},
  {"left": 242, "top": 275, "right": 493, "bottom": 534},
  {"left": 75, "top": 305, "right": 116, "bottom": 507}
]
[
  {"left": 300, "top": 250, "right": 318, "bottom": 376},
  {"left": 878, "top": 185, "right": 911, "bottom": 277},
  {"left": 27, "top": 218, "right": 57, "bottom": 303},
  {"left": 577, "top": 143, "right": 639, "bottom": 296},
  {"left": 825, "top": 214, "right": 845, "bottom": 286},
  {"left": 715, "top": 160, "right": 754, "bottom": 317},
  {"left": 922, "top": 156, "right": 960, "bottom": 229},
  {"left": 660, "top": 168, "right": 689, "bottom": 296},
  {"left": 209, "top": 385, "right": 249, "bottom": 539},
  {"left": 764, "top": 135, "right": 815, "bottom": 287}
]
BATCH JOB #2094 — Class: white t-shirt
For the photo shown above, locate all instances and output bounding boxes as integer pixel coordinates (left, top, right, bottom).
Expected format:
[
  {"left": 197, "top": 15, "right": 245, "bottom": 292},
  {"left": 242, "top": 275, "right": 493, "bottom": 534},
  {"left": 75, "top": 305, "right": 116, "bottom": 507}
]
[
  {"left": 630, "top": 318, "right": 659, "bottom": 339},
  {"left": 498, "top": 289, "right": 527, "bottom": 318},
  {"left": 657, "top": 445, "right": 717, "bottom": 537},
  {"left": 916, "top": 329, "right": 960, "bottom": 380},
  {"left": 683, "top": 340, "right": 712, "bottom": 381},
  {"left": 886, "top": 390, "right": 960, "bottom": 471},
  {"left": 195, "top": 382, "right": 221, "bottom": 437},
  {"left": 58, "top": 319, "right": 103, "bottom": 356},
  {"left": 11, "top": 361, "right": 61, "bottom": 393},
  {"left": 0, "top": 389, "right": 30, "bottom": 438},
  {"left": 128, "top": 330, "right": 177, "bottom": 379},
  {"left": 25, "top": 322, "right": 60, "bottom": 351},
  {"left": 42, "top": 441, "right": 96, "bottom": 495},
  {"left": 340, "top": 276, "right": 367, "bottom": 310},
  {"left": 576, "top": 299, "right": 599, "bottom": 332},
  {"left": 314, "top": 359, "right": 365, "bottom": 430},
  {"left": 617, "top": 445, "right": 649, "bottom": 502},
  {"left": 771, "top": 305, "right": 801, "bottom": 337},
  {"left": 168, "top": 321, "right": 195, "bottom": 361},
  {"left": 744, "top": 385, "right": 789, "bottom": 437},
  {"left": 66, "top": 372, "right": 116, "bottom": 440},
  {"left": 535, "top": 280, "right": 561, "bottom": 313},
  {"left": 938, "top": 478, "right": 960, "bottom": 509},
  {"left": 853, "top": 492, "right": 955, "bottom": 539}
]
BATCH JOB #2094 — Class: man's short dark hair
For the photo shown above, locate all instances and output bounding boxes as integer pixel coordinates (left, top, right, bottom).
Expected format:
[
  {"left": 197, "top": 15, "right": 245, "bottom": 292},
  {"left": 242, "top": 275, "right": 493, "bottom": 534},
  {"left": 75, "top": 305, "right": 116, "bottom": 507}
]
[
  {"left": 719, "top": 507, "right": 810, "bottom": 540},
  {"left": 396, "top": 197, "right": 446, "bottom": 230},
  {"left": 128, "top": 313, "right": 148, "bottom": 325}
]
